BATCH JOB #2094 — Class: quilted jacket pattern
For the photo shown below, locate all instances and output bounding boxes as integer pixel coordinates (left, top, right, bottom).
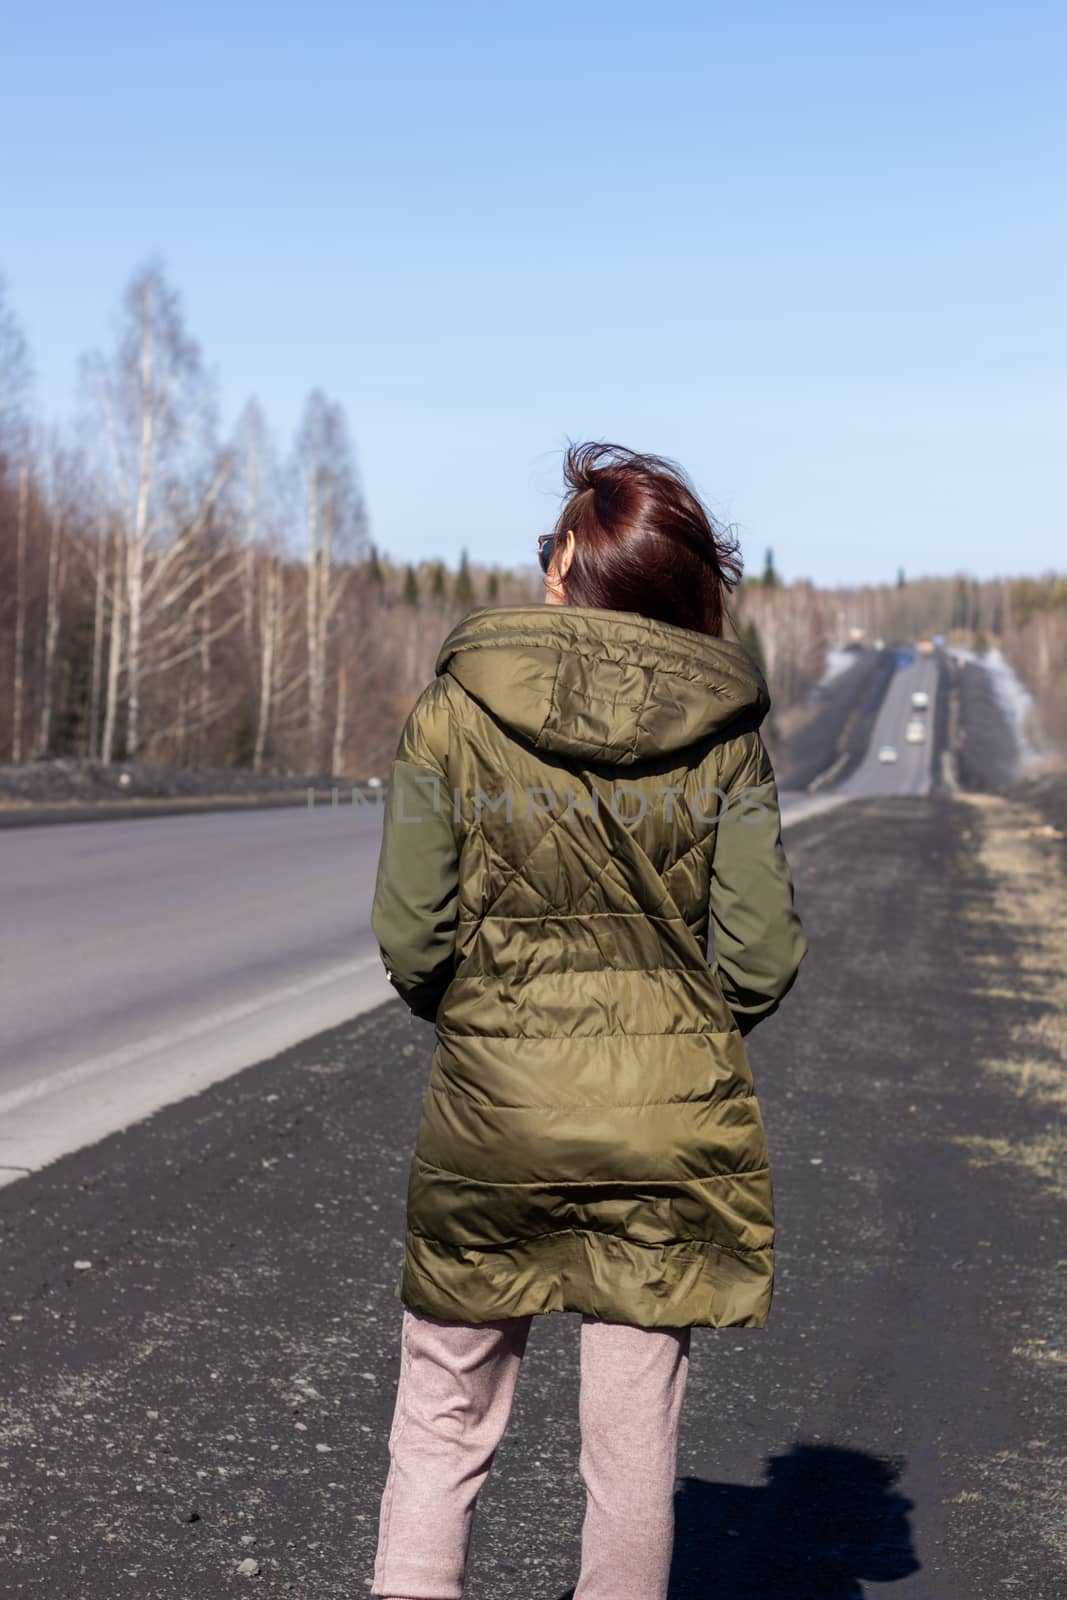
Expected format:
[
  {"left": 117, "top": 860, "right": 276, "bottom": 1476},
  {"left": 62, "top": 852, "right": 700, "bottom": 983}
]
[{"left": 371, "top": 604, "right": 806, "bottom": 1328}]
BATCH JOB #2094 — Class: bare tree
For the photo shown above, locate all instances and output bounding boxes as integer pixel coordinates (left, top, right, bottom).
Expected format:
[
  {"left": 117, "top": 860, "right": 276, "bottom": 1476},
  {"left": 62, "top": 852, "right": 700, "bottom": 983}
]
[
  {"left": 235, "top": 400, "right": 266, "bottom": 659},
  {"left": 737, "top": 580, "right": 831, "bottom": 710},
  {"left": 35, "top": 441, "right": 78, "bottom": 757},
  {"left": 0, "top": 277, "right": 32, "bottom": 458},
  {"left": 86, "top": 511, "right": 109, "bottom": 759},
  {"left": 11, "top": 456, "right": 29, "bottom": 761},
  {"left": 331, "top": 663, "right": 348, "bottom": 776},
  {"left": 1, "top": 281, "right": 34, "bottom": 761},
  {"left": 85, "top": 264, "right": 234, "bottom": 760},
  {"left": 100, "top": 521, "right": 125, "bottom": 764},
  {"left": 259, "top": 560, "right": 314, "bottom": 766},
  {"left": 294, "top": 390, "right": 368, "bottom": 772},
  {"left": 232, "top": 400, "right": 292, "bottom": 771},
  {"left": 253, "top": 553, "right": 283, "bottom": 770}
]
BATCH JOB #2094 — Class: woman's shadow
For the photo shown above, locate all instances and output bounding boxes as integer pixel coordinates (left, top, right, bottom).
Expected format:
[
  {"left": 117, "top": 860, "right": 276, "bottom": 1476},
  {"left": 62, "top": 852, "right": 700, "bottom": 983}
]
[{"left": 560, "top": 1442, "right": 920, "bottom": 1599}]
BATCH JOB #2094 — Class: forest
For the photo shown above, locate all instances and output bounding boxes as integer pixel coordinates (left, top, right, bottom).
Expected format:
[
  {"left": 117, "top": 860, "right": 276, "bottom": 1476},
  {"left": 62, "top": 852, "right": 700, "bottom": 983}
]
[{"left": 0, "top": 266, "right": 1062, "bottom": 781}]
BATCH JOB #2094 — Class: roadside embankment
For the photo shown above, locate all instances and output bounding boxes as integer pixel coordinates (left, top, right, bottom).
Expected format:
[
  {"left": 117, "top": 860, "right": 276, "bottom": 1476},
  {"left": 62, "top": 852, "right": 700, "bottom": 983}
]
[
  {"left": 939, "top": 649, "right": 1062, "bottom": 794},
  {"left": 778, "top": 647, "right": 896, "bottom": 792},
  {"left": 0, "top": 758, "right": 381, "bottom": 828},
  {"left": 955, "top": 659, "right": 1025, "bottom": 790}
]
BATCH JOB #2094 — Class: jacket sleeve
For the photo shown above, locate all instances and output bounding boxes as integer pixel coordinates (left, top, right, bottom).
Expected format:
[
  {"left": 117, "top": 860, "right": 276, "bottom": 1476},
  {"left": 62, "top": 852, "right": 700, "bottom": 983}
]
[
  {"left": 370, "top": 676, "right": 459, "bottom": 1023},
  {"left": 708, "top": 729, "right": 807, "bottom": 1036}
]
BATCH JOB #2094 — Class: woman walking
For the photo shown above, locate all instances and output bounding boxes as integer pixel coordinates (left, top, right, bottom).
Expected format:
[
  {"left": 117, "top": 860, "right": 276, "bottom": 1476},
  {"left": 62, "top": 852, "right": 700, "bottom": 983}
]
[{"left": 369, "top": 443, "right": 807, "bottom": 1599}]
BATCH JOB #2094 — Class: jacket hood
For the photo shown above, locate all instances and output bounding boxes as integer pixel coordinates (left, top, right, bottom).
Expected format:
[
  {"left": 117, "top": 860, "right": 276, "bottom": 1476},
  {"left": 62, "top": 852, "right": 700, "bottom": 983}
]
[{"left": 436, "top": 604, "right": 769, "bottom": 765}]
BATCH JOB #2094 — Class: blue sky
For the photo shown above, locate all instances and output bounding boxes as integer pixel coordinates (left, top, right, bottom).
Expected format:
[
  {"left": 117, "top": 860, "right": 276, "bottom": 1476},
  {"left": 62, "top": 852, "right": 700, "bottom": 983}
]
[{"left": 2, "top": 1, "right": 1064, "bottom": 583}]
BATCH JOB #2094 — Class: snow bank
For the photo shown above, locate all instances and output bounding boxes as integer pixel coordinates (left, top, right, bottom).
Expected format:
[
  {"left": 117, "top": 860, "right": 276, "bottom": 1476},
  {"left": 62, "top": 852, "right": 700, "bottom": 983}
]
[{"left": 953, "top": 647, "right": 1049, "bottom": 773}]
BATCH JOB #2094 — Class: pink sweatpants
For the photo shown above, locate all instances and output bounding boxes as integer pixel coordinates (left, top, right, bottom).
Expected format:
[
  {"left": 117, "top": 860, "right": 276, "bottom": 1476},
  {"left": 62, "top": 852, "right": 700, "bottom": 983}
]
[{"left": 371, "top": 1308, "right": 691, "bottom": 1600}]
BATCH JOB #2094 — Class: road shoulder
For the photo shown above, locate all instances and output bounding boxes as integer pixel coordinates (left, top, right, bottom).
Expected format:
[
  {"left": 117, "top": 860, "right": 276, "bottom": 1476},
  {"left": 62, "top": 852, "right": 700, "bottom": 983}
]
[{"left": 1, "top": 792, "right": 1066, "bottom": 1598}]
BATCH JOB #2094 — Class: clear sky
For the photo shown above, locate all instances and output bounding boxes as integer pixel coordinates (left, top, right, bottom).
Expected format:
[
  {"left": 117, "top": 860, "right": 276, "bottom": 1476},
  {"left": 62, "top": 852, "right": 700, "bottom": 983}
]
[{"left": 2, "top": 1, "right": 1064, "bottom": 584}]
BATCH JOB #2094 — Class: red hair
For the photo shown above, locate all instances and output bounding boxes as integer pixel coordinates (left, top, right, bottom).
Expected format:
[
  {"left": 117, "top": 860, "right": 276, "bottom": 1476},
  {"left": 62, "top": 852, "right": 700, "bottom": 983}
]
[{"left": 553, "top": 442, "right": 742, "bottom": 637}]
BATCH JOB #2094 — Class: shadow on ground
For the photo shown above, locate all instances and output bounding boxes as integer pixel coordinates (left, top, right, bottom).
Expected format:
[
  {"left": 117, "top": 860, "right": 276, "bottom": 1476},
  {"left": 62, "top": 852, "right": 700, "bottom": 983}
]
[{"left": 559, "top": 1443, "right": 920, "bottom": 1599}]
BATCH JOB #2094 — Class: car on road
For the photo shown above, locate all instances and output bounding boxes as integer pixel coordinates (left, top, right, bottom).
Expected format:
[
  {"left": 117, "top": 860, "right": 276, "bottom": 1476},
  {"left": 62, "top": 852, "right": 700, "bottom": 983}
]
[
  {"left": 910, "top": 690, "right": 929, "bottom": 712},
  {"left": 878, "top": 744, "right": 899, "bottom": 764},
  {"left": 905, "top": 719, "right": 926, "bottom": 744}
]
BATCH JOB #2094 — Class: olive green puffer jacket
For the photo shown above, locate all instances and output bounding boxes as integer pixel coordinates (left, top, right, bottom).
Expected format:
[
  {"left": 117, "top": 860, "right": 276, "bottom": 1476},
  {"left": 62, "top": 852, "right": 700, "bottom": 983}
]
[{"left": 371, "top": 604, "right": 806, "bottom": 1329}]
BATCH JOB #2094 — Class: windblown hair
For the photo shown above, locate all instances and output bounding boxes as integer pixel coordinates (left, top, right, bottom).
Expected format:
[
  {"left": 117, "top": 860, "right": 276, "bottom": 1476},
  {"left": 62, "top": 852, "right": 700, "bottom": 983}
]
[{"left": 552, "top": 442, "right": 742, "bottom": 637}]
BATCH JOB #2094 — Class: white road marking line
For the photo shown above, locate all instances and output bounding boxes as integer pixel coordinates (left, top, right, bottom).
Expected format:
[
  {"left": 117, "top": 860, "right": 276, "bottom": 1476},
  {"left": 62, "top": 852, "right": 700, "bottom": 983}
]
[
  {"left": 0, "top": 956, "right": 383, "bottom": 1117},
  {"left": 781, "top": 795, "right": 852, "bottom": 828}
]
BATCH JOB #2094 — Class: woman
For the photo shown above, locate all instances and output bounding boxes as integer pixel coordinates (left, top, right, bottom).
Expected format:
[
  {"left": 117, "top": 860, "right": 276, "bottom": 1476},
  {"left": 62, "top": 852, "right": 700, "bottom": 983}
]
[{"left": 369, "top": 442, "right": 807, "bottom": 1599}]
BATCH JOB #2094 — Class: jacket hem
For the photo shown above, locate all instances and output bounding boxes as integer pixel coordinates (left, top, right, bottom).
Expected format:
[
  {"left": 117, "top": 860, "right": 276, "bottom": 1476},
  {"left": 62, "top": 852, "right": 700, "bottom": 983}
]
[{"left": 401, "top": 1228, "right": 774, "bottom": 1330}]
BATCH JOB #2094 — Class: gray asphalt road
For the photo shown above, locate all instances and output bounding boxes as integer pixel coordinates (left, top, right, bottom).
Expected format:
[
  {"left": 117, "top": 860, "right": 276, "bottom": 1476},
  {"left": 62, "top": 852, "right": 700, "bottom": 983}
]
[
  {"left": 4, "top": 785, "right": 1065, "bottom": 1598},
  {"left": 838, "top": 651, "right": 938, "bottom": 798},
  {"left": 0, "top": 653, "right": 934, "bottom": 1181},
  {"left": 0, "top": 801, "right": 392, "bottom": 1180}
]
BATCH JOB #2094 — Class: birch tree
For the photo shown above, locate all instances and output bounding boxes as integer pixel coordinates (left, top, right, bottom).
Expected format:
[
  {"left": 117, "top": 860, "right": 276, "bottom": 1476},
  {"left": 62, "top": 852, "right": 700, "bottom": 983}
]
[
  {"left": 737, "top": 580, "right": 831, "bottom": 709},
  {"left": 84, "top": 264, "right": 234, "bottom": 760},
  {"left": 10, "top": 456, "right": 30, "bottom": 762},
  {"left": 100, "top": 519, "right": 125, "bottom": 763},
  {"left": 232, "top": 399, "right": 293, "bottom": 771},
  {"left": 0, "top": 277, "right": 32, "bottom": 458},
  {"left": 253, "top": 552, "right": 283, "bottom": 770},
  {"left": 294, "top": 390, "right": 368, "bottom": 773},
  {"left": 86, "top": 510, "right": 110, "bottom": 760},
  {"left": 1, "top": 281, "right": 34, "bottom": 761},
  {"left": 35, "top": 441, "right": 78, "bottom": 757}
]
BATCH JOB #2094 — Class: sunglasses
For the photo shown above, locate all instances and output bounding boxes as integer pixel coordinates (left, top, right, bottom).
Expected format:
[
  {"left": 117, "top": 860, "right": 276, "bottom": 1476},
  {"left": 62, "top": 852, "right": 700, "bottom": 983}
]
[{"left": 537, "top": 533, "right": 558, "bottom": 575}]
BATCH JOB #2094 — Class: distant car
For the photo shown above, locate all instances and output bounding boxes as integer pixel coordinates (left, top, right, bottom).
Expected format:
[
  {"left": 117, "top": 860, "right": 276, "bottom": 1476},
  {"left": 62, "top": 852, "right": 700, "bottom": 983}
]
[
  {"left": 878, "top": 744, "right": 899, "bottom": 764},
  {"left": 910, "top": 690, "right": 929, "bottom": 712},
  {"left": 905, "top": 719, "right": 926, "bottom": 744}
]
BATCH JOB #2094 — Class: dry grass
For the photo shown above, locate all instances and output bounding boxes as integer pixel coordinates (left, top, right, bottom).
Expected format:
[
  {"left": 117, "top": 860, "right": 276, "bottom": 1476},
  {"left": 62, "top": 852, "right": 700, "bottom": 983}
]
[
  {"left": 953, "top": 1134, "right": 1067, "bottom": 1202},
  {"left": 954, "top": 791, "right": 1067, "bottom": 1180},
  {"left": 1010, "top": 1340, "right": 1067, "bottom": 1367}
]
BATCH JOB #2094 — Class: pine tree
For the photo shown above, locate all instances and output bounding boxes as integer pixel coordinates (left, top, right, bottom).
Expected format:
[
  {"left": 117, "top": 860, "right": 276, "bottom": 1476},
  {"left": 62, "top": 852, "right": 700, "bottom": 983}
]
[
  {"left": 454, "top": 548, "right": 475, "bottom": 611},
  {"left": 430, "top": 562, "right": 446, "bottom": 601},
  {"left": 952, "top": 576, "right": 968, "bottom": 630},
  {"left": 487, "top": 570, "right": 500, "bottom": 603},
  {"left": 761, "top": 548, "right": 779, "bottom": 588},
  {"left": 738, "top": 617, "right": 766, "bottom": 675},
  {"left": 402, "top": 564, "right": 419, "bottom": 606}
]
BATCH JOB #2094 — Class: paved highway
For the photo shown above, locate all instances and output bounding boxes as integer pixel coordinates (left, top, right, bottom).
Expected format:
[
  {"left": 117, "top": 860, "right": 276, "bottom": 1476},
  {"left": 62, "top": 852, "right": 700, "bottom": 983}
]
[
  {"left": 6, "top": 777, "right": 1064, "bottom": 1598},
  {"left": 0, "top": 653, "right": 937, "bottom": 1181},
  {"left": 837, "top": 650, "right": 939, "bottom": 798},
  {"left": 0, "top": 800, "right": 392, "bottom": 1181}
]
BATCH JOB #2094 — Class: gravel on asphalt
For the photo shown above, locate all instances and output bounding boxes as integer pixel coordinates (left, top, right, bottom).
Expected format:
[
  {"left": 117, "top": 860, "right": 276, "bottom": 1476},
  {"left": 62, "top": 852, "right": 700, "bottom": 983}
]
[{"left": 2, "top": 786, "right": 1066, "bottom": 1599}]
